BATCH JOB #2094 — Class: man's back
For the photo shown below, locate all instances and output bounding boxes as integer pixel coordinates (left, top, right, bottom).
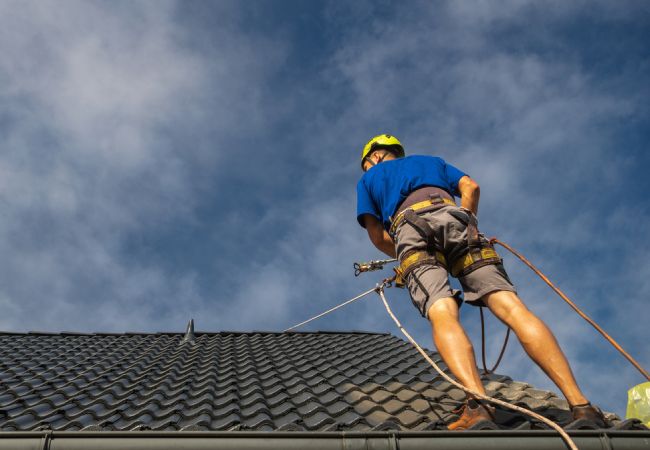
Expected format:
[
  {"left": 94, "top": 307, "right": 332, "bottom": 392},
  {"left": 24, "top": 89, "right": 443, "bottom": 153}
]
[{"left": 356, "top": 154, "right": 466, "bottom": 230}]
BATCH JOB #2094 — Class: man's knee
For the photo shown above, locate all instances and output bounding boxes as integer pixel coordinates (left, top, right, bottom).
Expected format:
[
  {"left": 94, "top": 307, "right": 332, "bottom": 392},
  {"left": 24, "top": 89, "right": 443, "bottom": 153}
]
[
  {"left": 484, "top": 290, "right": 532, "bottom": 325},
  {"left": 427, "top": 297, "right": 460, "bottom": 324}
]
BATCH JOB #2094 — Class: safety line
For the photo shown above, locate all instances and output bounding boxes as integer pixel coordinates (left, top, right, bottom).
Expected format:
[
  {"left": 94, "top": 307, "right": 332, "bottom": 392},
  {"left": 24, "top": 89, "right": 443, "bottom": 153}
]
[
  {"left": 490, "top": 237, "right": 650, "bottom": 382},
  {"left": 283, "top": 286, "right": 378, "bottom": 332},
  {"left": 375, "top": 282, "right": 578, "bottom": 450},
  {"left": 479, "top": 306, "right": 511, "bottom": 374}
]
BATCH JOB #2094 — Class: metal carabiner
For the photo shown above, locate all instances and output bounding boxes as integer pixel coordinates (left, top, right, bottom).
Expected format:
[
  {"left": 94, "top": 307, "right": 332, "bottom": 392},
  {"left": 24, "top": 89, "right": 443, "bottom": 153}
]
[{"left": 353, "top": 258, "right": 397, "bottom": 277}]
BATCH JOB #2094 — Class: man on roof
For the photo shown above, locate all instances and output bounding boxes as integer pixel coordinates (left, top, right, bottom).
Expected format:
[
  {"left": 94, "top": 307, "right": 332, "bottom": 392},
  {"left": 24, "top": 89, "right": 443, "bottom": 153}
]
[{"left": 356, "top": 134, "right": 608, "bottom": 430}]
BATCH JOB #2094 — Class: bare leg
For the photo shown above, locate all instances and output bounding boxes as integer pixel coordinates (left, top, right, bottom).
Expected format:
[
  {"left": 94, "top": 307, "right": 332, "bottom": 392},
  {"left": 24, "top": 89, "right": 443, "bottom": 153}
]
[
  {"left": 483, "top": 290, "right": 589, "bottom": 406},
  {"left": 427, "top": 297, "right": 486, "bottom": 395}
]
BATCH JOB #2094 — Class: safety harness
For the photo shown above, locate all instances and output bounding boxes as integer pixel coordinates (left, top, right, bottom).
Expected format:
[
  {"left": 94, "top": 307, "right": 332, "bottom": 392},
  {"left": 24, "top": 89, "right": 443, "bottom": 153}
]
[
  {"left": 390, "top": 195, "right": 502, "bottom": 286},
  {"left": 389, "top": 197, "right": 457, "bottom": 236}
]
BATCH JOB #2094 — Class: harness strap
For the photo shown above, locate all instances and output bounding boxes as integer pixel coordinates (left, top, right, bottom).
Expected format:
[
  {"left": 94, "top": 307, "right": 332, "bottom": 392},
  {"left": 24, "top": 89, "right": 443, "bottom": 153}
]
[
  {"left": 451, "top": 246, "right": 502, "bottom": 278},
  {"left": 466, "top": 213, "right": 482, "bottom": 251},
  {"left": 402, "top": 209, "right": 439, "bottom": 255},
  {"left": 445, "top": 208, "right": 503, "bottom": 277},
  {"left": 389, "top": 196, "right": 456, "bottom": 237},
  {"left": 393, "top": 249, "right": 447, "bottom": 287}
]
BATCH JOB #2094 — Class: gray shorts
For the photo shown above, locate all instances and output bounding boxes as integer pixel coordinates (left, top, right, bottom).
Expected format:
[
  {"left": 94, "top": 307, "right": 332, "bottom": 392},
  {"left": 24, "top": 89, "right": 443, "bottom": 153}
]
[{"left": 394, "top": 206, "right": 517, "bottom": 318}]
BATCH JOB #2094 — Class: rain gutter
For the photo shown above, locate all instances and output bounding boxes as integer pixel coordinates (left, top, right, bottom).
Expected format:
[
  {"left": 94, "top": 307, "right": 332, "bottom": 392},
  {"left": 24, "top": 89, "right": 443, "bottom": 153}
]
[{"left": 0, "top": 430, "right": 649, "bottom": 450}]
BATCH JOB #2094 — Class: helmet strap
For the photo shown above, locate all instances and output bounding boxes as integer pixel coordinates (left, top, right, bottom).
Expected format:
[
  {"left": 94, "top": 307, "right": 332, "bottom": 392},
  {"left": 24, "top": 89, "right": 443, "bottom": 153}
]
[
  {"left": 372, "top": 149, "right": 390, "bottom": 164},
  {"left": 363, "top": 149, "right": 392, "bottom": 171}
]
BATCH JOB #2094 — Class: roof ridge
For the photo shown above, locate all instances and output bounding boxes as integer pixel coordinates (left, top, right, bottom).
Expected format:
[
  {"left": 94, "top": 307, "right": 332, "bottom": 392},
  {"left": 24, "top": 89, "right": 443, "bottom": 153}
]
[{"left": 0, "top": 330, "right": 391, "bottom": 337}]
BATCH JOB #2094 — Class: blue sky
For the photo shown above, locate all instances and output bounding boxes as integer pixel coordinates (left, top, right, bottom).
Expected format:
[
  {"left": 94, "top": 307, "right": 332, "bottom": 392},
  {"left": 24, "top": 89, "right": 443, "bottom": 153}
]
[{"left": 1, "top": 0, "right": 648, "bottom": 418}]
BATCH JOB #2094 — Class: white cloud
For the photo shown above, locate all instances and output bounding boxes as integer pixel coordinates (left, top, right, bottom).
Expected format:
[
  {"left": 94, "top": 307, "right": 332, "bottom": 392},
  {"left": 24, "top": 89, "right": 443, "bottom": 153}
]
[{"left": 0, "top": 1, "right": 286, "bottom": 332}]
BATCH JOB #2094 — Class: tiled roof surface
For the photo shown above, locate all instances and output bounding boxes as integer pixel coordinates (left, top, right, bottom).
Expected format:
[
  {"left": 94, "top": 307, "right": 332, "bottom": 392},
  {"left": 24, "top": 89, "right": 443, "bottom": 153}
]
[{"left": 0, "top": 330, "right": 624, "bottom": 432}]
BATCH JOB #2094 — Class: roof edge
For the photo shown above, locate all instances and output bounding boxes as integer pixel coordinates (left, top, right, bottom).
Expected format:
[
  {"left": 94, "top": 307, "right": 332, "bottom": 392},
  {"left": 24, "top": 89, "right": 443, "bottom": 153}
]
[
  {"left": 0, "top": 430, "right": 647, "bottom": 450},
  {"left": 0, "top": 430, "right": 646, "bottom": 437}
]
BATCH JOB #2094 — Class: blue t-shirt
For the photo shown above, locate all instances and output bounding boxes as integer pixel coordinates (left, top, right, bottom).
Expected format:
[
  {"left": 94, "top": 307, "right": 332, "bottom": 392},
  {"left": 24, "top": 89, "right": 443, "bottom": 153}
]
[{"left": 356, "top": 155, "right": 467, "bottom": 230}]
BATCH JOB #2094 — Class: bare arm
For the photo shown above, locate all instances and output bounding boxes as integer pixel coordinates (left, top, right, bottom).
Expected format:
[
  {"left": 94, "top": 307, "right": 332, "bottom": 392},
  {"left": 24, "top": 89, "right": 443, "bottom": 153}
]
[
  {"left": 362, "top": 214, "right": 397, "bottom": 258},
  {"left": 458, "top": 175, "right": 480, "bottom": 216}
]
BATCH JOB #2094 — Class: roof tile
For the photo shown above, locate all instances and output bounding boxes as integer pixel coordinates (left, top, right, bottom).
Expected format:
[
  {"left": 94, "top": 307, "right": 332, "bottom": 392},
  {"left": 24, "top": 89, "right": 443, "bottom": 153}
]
[
  {"left": 382, "top": 399, "right": 408, "bottom": 415},
  {"left": 395, "top": 409, "right": 426, "bottom": 428},
  {"left": 369, "top": 389, "right": 393, "bottom": 404}
]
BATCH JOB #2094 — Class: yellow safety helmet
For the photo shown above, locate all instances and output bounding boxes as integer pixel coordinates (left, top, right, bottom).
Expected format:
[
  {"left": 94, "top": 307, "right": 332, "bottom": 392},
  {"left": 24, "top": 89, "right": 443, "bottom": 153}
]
[{"left": 361, "top": 134, "right": 405, "bottom": 169}]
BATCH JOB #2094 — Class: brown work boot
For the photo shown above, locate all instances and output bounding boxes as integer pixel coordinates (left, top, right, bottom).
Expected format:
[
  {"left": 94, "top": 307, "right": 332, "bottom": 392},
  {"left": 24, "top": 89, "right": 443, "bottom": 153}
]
[
  {"left": 447, "top": 399, "right": 496, "bottom": 430},
  {"left": 570, "top": 403, "right": 610, "bottom": 428}
]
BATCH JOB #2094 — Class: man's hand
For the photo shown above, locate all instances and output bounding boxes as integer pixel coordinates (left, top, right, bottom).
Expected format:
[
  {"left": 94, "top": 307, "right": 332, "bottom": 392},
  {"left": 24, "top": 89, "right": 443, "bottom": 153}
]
[
  {"left": 458, "top": 175, "right": 480, "bottom": 216},
  {"left": 362, "top": 214, "right": 397, "bottom": 258}
]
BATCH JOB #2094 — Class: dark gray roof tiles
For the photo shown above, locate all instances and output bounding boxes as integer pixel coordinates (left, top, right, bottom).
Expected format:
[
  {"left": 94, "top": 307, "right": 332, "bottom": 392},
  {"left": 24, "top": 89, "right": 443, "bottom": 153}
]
[{"left": 0, "top": 330, "right": 633, "bottom": 432}]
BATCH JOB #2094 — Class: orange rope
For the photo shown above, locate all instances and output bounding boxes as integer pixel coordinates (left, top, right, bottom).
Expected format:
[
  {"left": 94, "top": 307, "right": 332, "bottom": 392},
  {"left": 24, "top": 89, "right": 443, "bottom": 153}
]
[
  {"left": 479, "top": 306, "right": 511, "bottom": 374},
  {"left": 490, "top": 237, "right": 650, "bottom": 382}
]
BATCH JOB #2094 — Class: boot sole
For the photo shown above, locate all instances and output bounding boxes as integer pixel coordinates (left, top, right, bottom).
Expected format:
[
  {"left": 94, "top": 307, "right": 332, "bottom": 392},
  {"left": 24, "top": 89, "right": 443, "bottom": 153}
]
[{"left": 448, "top": 419, "right": 500, "bottom": 431}]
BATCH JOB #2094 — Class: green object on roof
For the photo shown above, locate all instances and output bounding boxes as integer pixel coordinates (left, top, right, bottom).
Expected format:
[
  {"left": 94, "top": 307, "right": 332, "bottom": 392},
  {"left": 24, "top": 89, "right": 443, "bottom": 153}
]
[{"left": 627, "top": 382, "right": 650, "bottom": 427}]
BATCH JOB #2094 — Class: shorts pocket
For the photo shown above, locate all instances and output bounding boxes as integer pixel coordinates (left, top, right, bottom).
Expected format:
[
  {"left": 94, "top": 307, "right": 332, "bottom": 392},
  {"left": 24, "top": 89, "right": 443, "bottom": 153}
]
[
  {"left": 407, "top": 271, "right": 429, "bottom": 317},
  {"left": 448, "top": 208, "right": 470, "bottom": 226}
]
